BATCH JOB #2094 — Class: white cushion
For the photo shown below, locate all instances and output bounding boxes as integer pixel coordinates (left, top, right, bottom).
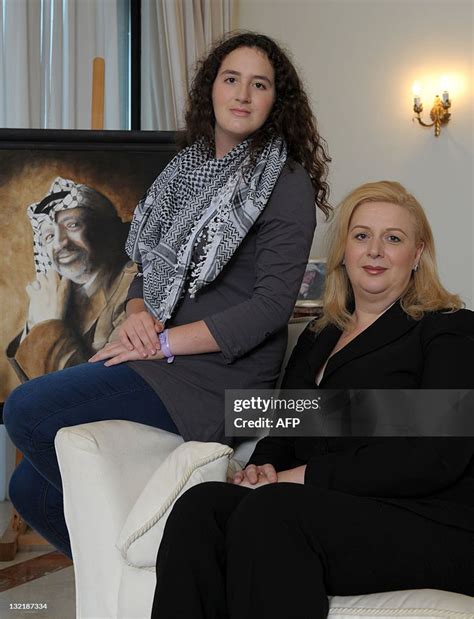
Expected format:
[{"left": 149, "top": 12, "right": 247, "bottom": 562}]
[
  {"left": 328, "top": 588, "right": 474, "bottom": 618},
  {"left": 116, "top": 441, "right": 234, "bottom": 568}
]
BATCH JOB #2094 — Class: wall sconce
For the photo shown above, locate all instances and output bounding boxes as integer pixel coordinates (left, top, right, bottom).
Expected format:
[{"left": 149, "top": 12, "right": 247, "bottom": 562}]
[{"left": 412, "top": 78, "right": 451, "bottom": 137}]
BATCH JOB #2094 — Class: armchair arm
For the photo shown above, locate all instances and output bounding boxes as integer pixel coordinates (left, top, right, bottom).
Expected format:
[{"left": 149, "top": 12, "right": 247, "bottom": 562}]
[{"left": 55, "top": 420, "right": 183, "bottom": 619}]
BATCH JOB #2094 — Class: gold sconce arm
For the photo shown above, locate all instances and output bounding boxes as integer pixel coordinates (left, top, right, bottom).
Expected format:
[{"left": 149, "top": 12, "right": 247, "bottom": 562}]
[{"left": 413, "top": 95, "right": 451, "bottom": 137}]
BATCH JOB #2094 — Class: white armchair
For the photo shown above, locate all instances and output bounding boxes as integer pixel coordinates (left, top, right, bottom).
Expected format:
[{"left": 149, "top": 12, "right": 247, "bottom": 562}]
[{"left": 55, "top": 321, "right": 474, "bottom": 619}]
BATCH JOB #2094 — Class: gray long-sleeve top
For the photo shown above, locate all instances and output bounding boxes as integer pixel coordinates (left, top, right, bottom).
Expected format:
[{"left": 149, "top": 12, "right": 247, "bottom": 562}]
[{"left": 126, "top": 161, "right": 316, "bottom": 443}]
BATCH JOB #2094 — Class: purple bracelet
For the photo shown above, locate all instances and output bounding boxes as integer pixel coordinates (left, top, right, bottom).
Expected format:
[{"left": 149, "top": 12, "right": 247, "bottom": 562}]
[{"left": 159, "top": 329, "right": 175, "bottom": 364}]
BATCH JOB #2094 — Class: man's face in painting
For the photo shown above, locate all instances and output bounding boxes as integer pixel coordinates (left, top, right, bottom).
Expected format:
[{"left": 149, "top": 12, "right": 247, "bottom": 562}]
[{"left": 39, "top": 207, "right": 97, "bottom": 284}]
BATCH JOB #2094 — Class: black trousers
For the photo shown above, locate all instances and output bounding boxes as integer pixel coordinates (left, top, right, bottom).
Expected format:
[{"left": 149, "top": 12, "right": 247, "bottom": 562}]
[{"left": 152, "top": 482, "right": 474, "bottom": 619}]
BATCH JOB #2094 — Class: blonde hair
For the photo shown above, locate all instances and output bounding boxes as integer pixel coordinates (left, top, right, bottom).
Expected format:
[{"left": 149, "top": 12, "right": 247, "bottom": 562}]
[{"left": 318, "top": 181, "right": 463, "bottom": 331}]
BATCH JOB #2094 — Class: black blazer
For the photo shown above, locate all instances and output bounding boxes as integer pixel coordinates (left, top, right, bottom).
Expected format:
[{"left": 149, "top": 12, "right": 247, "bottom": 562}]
[
  {"left": 283, "top": 301, "right": 474, "bottom": 389},
  {"left": 248, "top": 303, "right": 474, "bottom": 533}
]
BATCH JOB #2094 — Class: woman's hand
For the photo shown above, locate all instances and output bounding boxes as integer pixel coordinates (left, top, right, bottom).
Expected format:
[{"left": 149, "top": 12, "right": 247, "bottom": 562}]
[
  {"left": 231, "top": 464, "right": 307, "bottom": 488},
  {"left": 232, "top": 463, "right": 278, "bottom": 489},
  {"left": 88, "top": 340, "right": 165, "bottom": 367},
  {"left": 118, "top": 308, "right": 164, "bottom": 357},
  {"left": 276, "top": 465, "right": 306, "bottom": 484}
]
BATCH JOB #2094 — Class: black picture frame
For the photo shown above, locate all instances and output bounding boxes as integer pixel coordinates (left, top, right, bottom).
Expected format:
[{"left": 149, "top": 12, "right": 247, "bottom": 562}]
[
  {"left": 0, "top": 128, "right": 178, "bottom": 402},
  {"left": 0, "top": 128, "right": 177, "bottom": 151}
]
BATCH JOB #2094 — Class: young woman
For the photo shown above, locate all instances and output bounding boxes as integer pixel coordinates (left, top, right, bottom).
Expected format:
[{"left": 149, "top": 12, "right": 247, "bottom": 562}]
[
  {"left": 152, "top": 181, "right": 474, "bottom": 618},
  {"left": 4, "top": 32, "right": 330, "bottom": 559}
]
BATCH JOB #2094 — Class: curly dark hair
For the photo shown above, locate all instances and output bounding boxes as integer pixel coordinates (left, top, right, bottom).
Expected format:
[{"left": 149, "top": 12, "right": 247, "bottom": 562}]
[{"left": 180, "top": 31, "right": 331, "bottom": 218}]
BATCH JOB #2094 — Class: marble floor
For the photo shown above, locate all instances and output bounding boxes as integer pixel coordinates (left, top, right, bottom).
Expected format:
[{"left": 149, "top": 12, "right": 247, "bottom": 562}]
[{"left": 0, "top": 501, "right": 75, "bottom": 618}]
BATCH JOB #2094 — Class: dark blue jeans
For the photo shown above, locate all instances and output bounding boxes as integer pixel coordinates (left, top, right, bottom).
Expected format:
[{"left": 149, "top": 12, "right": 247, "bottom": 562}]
[{"left": 3, "top": 362, "right": 178, "bottom": 558}]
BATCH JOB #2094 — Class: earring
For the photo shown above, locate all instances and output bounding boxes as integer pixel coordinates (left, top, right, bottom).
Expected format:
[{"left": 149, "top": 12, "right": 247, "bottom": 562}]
[
  {"left": 341, "top": 258, "right": 346, "bottom": 266},
  {"left": 413, "top": 263, "right": 419, "bottom": 272}
]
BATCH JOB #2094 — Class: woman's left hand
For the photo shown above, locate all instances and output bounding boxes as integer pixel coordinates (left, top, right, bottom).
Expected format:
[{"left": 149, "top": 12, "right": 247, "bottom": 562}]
[{"left": 88, "top": 341, "right": 165, "bottom": 366}]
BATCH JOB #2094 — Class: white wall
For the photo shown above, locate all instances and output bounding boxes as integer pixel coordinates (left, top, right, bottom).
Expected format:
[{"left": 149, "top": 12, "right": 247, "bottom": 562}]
[{"left": 236, "top": 0, "right": 473, "bottom": 308}]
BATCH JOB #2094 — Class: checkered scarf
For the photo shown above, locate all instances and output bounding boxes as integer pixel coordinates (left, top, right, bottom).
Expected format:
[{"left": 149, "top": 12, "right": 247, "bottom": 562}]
[
  {"left": 125, "top": 137, "right": 287, "bottom": 321},
  {"left": 28, "top": 177, "right": 94, "bottom": 274}
]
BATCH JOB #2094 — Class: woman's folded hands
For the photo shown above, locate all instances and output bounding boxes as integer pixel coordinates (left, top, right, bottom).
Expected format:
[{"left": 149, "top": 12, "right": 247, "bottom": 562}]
[
  {"left": 232, "top": 463, "right": 306, "bottom": 488},
  {"left": 88, "top": 307, "right": 165, "bottom": 366}
]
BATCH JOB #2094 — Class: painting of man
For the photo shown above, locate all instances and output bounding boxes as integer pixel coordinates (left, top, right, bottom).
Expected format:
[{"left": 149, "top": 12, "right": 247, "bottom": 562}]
[
  {"left": 7, "top": 177, "right": 136, "bottom": 382},
  {"left": 0, "top": 133, "right": 176, "bottom": 401}
]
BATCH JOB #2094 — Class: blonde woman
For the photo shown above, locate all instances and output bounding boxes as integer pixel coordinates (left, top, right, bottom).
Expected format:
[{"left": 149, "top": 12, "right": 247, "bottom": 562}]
[{"left": 152, "top": 181, "right": 474, "bottom": 618}]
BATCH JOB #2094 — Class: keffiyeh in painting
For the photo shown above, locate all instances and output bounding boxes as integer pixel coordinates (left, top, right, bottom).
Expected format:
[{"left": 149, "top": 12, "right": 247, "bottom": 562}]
[
  {"left": 125, "top": 137, "right": 287, "bottom": 321},
  {"left": 28, "top": 177, "right": 89, "bottom": 274},
  {"left": 28, "top": 177, "right": 114, "bottom": 274}
]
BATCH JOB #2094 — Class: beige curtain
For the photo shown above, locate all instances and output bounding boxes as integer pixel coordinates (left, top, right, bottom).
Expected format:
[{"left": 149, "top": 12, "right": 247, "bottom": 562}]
[
  {"left": 0, "top": 0, "right": 126, "bottom": 129},
  {"left": 141, "top": 0, "right": 234, "bottom": 130}
]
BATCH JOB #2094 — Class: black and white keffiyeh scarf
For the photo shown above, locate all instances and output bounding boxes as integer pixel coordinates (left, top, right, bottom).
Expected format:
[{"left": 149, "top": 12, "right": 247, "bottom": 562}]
[{"left": 125, "top": 137, "right": 287, "bottom": 321}]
